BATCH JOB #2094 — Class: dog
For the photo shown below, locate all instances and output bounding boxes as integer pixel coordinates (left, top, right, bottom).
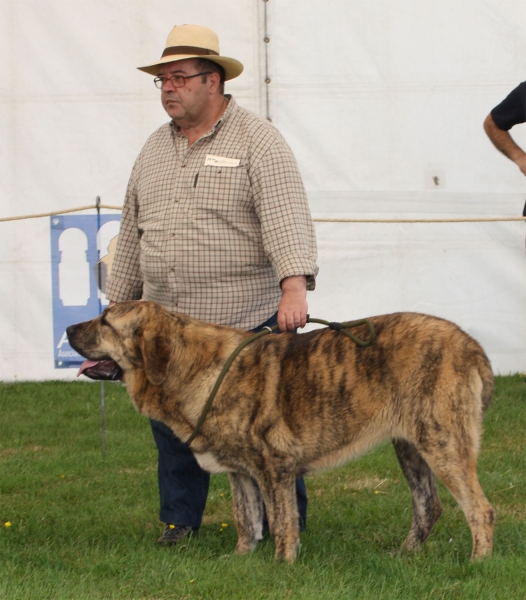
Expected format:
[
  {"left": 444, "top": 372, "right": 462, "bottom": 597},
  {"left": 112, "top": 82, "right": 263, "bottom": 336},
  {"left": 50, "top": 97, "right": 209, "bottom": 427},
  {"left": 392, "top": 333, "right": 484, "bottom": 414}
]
[{"left": 67, "top": 300, "right": 495, "bottom": 564}]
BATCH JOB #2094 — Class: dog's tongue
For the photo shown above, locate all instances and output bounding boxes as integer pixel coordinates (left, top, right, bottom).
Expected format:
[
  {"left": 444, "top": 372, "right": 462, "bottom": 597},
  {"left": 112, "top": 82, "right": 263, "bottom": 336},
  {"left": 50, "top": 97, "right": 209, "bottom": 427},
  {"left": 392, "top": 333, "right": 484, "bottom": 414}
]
[
  {"left": 77, "top": 359, "right": 99, "bottom": 377},
  {"left": 76, "top": 359, "right": 123, "bottom": 381}
]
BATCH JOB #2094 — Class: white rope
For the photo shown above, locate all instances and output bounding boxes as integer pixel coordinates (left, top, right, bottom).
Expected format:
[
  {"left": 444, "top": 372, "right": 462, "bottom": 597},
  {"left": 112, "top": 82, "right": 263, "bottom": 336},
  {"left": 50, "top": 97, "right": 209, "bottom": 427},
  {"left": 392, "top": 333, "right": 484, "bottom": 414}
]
[
  {"left": 1, "top": 204, "right": 525, "bottom": 224},
  {"left": 313, "top": 216, "right": 526, "bottom": 223},
  {"left": 0, "top": 204, "right": 122, "bottom": 223}
]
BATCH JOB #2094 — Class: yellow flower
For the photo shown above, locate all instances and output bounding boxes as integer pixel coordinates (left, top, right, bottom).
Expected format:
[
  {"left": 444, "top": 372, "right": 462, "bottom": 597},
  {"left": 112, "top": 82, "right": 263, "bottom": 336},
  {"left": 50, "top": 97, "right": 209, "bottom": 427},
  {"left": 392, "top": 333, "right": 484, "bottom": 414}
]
[
  {"left": 4, "top": 522, "right": 12, "bottom": 527},
  {"left": 190, "top": 579, "right": 195, "bottom": 583},
  {"left": 169, "top": 524, "right": 175, "bottom": 529}
]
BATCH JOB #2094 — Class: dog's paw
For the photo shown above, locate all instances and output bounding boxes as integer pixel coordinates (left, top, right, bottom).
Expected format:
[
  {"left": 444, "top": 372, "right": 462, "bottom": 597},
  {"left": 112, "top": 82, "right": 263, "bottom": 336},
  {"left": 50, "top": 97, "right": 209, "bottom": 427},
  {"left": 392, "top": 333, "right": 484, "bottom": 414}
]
[{"left": 234, "top": 538, "right": 258, "bottom": 555}]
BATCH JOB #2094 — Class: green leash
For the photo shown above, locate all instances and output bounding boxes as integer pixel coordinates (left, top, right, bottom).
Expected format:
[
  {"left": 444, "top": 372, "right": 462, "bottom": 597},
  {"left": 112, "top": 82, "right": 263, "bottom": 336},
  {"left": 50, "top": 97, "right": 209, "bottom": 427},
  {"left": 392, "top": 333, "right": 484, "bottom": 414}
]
[{"left": 184, "top": 316, "right": 375, "bottom": 446}]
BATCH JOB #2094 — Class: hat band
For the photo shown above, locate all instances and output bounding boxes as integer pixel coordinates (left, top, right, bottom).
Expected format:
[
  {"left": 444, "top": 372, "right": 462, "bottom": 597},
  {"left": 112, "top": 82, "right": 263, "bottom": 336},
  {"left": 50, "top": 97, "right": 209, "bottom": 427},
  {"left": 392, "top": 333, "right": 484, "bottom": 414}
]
[{"left": 161, "top": 45, "right": 220, "bottom": 58}]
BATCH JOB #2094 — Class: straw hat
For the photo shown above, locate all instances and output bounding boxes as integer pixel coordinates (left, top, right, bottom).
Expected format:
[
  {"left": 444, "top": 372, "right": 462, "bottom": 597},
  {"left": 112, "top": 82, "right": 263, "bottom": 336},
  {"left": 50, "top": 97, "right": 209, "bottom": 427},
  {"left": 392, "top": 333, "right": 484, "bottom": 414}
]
[{"left": 138, "top": 24, "right": 244, "bottom": 81}]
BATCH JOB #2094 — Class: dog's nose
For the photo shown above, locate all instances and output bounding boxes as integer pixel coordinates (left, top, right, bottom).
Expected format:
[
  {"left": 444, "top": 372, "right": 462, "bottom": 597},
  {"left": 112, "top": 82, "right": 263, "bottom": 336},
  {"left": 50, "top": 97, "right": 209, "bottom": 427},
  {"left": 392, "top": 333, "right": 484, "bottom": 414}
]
[{"left": 66, "top": 325, "right": 75, "bottom": 338}]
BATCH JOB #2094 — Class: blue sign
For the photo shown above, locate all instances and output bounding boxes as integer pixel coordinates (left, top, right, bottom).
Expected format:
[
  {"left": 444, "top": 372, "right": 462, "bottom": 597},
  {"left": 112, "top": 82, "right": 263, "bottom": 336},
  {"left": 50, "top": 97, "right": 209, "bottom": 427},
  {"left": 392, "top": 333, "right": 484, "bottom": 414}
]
[{"left": 50, "top": 214, "right": 121, "bottom": 368}]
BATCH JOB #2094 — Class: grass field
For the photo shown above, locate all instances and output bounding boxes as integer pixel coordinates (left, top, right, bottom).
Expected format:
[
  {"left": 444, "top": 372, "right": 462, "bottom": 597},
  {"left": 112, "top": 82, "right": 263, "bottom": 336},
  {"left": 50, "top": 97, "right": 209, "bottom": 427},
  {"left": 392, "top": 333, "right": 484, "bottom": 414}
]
[{"left": 1, "top": 376, "right": 525, "bottom": 599}]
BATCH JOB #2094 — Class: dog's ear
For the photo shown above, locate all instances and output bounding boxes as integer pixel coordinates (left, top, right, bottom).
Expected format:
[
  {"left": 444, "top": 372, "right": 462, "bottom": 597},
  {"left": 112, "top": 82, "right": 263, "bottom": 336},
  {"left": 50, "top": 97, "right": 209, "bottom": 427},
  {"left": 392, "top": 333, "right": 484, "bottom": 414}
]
[{"left": 140, "top": 327, "right": 172, "bottom": 386}]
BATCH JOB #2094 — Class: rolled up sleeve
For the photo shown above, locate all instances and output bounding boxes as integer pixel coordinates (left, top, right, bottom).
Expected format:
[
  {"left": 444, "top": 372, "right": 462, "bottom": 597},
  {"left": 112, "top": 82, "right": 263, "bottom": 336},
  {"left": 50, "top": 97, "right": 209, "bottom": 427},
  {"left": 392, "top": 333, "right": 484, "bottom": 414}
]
[{"left": 251, "top": 135, "right": 318, "bottom": 291}]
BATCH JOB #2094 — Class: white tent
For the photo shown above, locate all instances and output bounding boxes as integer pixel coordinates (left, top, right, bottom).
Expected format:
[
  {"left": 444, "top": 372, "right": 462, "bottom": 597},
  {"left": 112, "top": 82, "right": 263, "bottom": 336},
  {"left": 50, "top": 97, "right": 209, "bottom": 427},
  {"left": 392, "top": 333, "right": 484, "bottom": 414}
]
[{"left": 1, "top": 0, "right": 525, "bottom": 380}]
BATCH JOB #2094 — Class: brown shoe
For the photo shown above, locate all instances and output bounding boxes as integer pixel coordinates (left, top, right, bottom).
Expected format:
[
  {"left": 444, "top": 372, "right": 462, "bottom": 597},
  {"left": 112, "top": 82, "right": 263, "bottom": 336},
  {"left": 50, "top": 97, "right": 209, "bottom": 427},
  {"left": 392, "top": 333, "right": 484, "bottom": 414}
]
[{"left": 156, "top": 524, "right": 197, "bottom": 546}]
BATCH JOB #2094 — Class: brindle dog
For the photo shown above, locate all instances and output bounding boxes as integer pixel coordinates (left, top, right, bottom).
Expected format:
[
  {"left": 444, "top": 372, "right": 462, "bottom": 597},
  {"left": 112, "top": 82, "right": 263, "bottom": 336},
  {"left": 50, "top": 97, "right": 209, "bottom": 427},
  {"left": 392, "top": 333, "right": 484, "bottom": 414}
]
[{"left": 67, "top": 300, "right": 495, "bottom": 563}]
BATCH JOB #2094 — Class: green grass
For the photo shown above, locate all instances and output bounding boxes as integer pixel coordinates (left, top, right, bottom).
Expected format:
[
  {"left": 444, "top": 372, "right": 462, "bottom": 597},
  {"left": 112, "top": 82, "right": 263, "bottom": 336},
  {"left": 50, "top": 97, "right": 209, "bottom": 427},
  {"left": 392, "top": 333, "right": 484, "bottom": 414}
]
[{"left": 0, "top": 376, "right": 525, "bottom": 599}]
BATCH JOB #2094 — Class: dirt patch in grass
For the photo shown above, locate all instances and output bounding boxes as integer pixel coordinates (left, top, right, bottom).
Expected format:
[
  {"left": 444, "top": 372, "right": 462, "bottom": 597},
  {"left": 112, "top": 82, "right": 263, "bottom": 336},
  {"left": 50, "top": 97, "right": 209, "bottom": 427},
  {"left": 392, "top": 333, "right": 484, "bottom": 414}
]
[{"left": 0, "top": 445, "right": 51, "bottom": 458}]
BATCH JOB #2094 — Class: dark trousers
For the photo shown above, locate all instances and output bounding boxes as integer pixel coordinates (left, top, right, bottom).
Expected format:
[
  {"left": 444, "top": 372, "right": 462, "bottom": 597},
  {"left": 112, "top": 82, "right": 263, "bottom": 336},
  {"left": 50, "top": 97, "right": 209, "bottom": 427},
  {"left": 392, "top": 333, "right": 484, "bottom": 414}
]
[{"left": 150, "top": 312, "right": 308, "bottom": 530}]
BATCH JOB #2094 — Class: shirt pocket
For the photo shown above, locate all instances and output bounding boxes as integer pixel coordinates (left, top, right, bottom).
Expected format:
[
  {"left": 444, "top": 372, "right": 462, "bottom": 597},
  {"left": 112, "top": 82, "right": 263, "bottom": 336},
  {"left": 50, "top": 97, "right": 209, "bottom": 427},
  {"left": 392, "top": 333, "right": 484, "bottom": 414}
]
[
  {"left": 193, "top": 163, "right": 251, "bottom": 219},
  {"left": 136, "top": 167, "right": 172, "bottom": 256},
  {"left": 136, "top": 162, "right": 173, "bottom": 228}
]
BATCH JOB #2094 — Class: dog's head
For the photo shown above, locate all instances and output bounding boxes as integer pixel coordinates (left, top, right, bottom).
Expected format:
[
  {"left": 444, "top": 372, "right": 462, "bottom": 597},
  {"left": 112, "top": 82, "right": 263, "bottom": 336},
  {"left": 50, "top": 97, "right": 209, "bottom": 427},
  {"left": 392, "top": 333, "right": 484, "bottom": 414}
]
[{"left": 67, "top": 301, "right": 175, "bottom": 385}]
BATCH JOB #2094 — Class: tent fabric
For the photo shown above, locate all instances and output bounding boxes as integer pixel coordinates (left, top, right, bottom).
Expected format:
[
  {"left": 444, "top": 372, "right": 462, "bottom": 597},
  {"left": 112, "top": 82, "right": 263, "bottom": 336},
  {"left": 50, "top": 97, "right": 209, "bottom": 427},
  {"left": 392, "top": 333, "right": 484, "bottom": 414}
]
[{"left": 1, "top": 0, "right": 525, "bottom": 380}]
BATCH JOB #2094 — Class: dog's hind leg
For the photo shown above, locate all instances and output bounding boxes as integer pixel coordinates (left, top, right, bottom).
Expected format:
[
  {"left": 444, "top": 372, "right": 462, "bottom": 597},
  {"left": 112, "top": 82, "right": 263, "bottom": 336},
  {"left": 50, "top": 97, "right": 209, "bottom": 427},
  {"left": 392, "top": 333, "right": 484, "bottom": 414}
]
[
  {"left": 419, "top": 447, "right": 495, "bottom": 560},
  {"left": 229, "top": 473, "right": 265, "bottom": 555},
  {"left": 392, "top": 438, "right": 443, "bottom": 552}
]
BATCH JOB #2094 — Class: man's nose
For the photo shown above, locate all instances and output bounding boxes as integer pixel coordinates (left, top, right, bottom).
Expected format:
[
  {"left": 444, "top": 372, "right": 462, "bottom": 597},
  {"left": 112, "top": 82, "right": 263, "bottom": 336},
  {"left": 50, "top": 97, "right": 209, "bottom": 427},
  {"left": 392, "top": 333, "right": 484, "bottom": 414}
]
[{"left": 162, "top": 78, "right": 178, "bottom": 92}]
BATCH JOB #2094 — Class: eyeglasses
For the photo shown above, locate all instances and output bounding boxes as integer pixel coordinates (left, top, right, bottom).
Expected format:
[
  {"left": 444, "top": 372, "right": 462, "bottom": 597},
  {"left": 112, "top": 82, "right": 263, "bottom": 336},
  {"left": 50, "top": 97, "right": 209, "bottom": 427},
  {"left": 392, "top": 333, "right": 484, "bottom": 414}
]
[{"left": 153, "top": 71, "right": 212, "bottom": 89}]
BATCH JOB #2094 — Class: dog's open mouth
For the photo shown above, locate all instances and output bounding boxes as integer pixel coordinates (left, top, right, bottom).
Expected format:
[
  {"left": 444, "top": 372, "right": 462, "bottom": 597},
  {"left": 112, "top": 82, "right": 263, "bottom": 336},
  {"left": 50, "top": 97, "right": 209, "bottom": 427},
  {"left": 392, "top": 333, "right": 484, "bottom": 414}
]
[
  {"left": 77, "top": 359, "right": 123, "bottom": 381},
  {"left": 77, "top": 359, "right": 100, "bottom": 376}
]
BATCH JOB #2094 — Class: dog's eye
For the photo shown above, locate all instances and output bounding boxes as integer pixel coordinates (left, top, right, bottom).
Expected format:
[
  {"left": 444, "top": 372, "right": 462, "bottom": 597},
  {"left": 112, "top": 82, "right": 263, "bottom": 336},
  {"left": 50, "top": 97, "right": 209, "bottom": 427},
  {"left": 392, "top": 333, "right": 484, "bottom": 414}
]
[
  {"left": 100, "top": 316, "right": 111, "bottom": 328},
  {"left": 100, "top": 314, "right": 118, "bottom": 334}
]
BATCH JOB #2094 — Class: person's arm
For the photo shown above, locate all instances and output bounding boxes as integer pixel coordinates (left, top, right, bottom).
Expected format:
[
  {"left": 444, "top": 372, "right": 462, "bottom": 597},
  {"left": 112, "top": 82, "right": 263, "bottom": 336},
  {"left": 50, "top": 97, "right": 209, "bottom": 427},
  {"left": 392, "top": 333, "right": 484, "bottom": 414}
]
[
  {"left": 483, "top": 113, "right": 526, "bottom": 176},
  {"left": 105, "top": 163, "right": 144, "bottom": 303},
  {"left": 251, "top": 133, "right": 318, "bottom": 332}
]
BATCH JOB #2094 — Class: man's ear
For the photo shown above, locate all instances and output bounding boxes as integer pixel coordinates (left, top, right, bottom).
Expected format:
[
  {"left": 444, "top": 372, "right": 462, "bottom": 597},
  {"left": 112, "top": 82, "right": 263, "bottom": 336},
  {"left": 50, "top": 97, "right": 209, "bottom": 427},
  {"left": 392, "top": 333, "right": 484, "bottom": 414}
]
[
  {"left": 140, "top": 328, "right": 172, "bottom": 386},
  {"left": 208, "top": 70, "right": 222, "bottom": 94}
]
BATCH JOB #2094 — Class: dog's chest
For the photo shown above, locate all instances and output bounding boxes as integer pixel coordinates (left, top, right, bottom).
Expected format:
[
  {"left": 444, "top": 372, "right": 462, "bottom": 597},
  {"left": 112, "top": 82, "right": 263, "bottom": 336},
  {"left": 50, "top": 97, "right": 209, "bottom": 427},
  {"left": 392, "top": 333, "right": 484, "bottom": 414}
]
[{"left": 193, "top": 451, "right": 233, "bottom": 474}]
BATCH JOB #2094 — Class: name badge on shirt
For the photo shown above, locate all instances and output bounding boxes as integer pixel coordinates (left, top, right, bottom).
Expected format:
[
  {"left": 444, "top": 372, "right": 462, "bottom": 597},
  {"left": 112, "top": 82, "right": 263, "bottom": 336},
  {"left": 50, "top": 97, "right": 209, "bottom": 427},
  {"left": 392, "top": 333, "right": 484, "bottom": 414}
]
[{"left": 204, "top": 154, "right": 241, "bottom": 168}]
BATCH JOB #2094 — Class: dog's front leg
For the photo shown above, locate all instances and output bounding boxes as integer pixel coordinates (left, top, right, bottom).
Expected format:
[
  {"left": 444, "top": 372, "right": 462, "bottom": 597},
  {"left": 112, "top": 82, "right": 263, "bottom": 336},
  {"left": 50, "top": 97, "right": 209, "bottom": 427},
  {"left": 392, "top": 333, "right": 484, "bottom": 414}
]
[
  {"left": 258, "top": 472, "right": 299, "bottom": 564},
  {"left": 228, "top": 472, "right": 264, "bottom": 555}
]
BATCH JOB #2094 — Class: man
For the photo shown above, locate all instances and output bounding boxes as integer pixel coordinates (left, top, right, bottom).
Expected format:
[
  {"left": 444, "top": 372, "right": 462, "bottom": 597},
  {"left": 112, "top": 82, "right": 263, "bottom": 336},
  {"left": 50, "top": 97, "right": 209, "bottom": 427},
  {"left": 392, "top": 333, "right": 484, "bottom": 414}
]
[
  {"left": 104, "top": 24, "right": 318, "bottom": 545},
  {"left": 483, "top": 82, "right": 526, "bottom": 177}
]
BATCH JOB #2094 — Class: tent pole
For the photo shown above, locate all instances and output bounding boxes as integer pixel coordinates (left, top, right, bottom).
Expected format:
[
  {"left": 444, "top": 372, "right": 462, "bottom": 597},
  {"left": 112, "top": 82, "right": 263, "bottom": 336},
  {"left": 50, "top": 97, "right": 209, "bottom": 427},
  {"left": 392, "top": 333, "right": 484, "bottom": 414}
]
[
  {"left": 100, "top": 381, "right": 106, "bottom": 458},
  {"left": 96, "top": 195, "right": 106, "bottom": 458}
]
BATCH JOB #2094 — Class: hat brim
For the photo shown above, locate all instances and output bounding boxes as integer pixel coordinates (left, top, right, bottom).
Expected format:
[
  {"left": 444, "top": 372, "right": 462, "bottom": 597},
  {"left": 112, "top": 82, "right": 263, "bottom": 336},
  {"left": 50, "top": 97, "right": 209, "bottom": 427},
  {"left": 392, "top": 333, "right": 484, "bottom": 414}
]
[{"left": 137, "top": 54, "right": 244, "bottom": 81}]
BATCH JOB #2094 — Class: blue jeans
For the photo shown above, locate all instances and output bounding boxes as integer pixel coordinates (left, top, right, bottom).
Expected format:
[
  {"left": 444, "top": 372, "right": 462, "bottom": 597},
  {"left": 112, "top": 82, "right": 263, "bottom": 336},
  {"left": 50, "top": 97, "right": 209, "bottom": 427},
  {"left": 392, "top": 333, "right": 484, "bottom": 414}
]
[{"left": 150, "top": 312, "right": 308, "bottom": 530}]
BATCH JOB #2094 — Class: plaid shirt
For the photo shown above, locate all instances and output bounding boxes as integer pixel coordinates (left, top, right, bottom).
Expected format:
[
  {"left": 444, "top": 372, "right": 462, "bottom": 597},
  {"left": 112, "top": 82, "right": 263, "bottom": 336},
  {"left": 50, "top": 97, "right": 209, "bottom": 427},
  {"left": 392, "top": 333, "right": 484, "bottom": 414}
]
[{"left": 105, "top": 96, "right": 318, "bottom": 329}]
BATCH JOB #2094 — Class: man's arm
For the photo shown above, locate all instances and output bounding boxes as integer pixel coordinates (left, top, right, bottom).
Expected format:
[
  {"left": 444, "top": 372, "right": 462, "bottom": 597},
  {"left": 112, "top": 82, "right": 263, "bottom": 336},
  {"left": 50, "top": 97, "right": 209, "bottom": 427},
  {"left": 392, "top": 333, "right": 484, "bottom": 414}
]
[
  {"left": 105, "top": 166, "right": 144, "bottom": 303},
  {"left": 250, "top": 133, "right": 318, "bottom": 332},
  {"left": 483, "top": 114, "right": 526, "bottom": 176}
]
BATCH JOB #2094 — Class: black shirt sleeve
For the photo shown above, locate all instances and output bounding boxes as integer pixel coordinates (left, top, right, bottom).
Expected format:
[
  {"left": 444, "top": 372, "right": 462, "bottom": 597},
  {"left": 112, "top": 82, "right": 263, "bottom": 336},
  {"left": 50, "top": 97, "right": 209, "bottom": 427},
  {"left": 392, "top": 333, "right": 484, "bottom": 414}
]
[{"left": 490, "top": 81, "right": 526, "bottom": 131}]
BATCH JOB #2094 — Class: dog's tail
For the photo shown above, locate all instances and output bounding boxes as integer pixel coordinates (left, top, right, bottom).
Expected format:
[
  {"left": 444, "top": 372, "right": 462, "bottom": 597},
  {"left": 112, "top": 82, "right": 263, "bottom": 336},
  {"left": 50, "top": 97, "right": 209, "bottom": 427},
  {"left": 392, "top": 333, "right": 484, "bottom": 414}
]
[
  {"left": 477, "top": 348, "right": 494, "bottom": 415},
  {"left": 481, "top": 372, "right": 494, "bottom": 414}
]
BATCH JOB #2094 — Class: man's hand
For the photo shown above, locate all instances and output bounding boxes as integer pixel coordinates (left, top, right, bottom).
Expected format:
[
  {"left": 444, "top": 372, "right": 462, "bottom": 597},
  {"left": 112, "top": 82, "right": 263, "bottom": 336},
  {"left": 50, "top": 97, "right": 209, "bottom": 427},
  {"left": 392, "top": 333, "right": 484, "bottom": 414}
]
[
  {"left": 278, "top": 276, "right": 308, "bottom": 332},
  {"left": 483, "top": 113, "right": 526, "bottom": 176}
]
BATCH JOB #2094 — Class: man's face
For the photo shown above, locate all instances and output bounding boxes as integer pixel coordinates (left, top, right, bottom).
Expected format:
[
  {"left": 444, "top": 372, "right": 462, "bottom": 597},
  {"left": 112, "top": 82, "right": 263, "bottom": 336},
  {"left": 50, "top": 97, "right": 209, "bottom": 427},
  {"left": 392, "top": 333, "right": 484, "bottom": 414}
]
[{"left": 158, "top": 59, "right": 212, "bottom": 123}]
